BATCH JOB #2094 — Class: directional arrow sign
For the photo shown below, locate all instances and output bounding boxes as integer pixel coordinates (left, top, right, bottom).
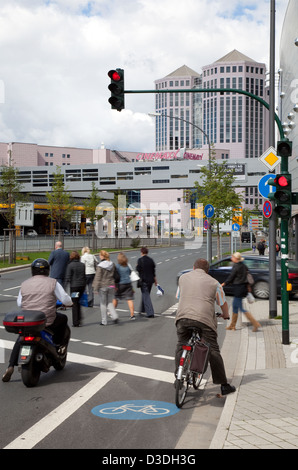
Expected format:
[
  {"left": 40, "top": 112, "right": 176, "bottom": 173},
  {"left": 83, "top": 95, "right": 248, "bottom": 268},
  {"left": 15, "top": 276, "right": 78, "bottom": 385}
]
[
  {"left": 204, "top": 204, "right": 214, "bottom": 218},
  {"left": 258, "top": 174, "right": 277, "bottom": 199}
]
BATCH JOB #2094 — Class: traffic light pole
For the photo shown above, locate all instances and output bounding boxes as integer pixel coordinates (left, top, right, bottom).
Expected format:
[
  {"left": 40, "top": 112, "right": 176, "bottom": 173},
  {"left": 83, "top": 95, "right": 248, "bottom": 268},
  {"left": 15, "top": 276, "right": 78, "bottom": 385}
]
[
  {"left": 280, "top": 157, "right": 290, "bottom": 345},
  {"left": 125, "top": 87, "right": 285, "bottom": 139}
]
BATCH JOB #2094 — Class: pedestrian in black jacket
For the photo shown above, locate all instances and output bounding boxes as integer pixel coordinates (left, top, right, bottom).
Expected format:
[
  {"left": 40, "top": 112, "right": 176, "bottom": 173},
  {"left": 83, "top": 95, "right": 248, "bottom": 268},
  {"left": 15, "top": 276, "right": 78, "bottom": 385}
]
[
  {"left": 65, "top": 251, "right": 86, "bottom": 327},
  {"left": 136, "top": 246, "right": 157, "bottom": 318}
]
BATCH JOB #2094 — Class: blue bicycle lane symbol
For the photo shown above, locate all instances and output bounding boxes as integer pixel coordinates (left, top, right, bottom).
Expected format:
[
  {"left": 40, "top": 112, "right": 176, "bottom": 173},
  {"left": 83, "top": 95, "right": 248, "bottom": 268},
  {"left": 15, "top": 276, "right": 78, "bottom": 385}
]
[{"left": 91, "top": 400, "right": 180, "bottom": 420}]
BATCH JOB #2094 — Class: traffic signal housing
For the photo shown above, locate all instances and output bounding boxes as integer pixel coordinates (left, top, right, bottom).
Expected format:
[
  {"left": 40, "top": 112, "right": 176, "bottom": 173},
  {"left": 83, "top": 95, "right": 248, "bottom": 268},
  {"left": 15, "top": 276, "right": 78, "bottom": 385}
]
[
  {"left": 108, "top": 68, "right": 124, "bottom": 111},
  {"left": 277, "top": 139, "right": 292, "bottom": 158},
  {"left": 268, "top": 174, "right": 292, "bottom": 219}
]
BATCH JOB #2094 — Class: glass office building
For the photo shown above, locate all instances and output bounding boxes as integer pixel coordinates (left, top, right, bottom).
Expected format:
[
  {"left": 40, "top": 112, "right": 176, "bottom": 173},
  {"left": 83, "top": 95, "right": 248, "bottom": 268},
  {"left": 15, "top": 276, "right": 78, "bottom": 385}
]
[
  {"left": 154, "top": 51, "right": 267, "bottom": 160},
  {"left": 154, "top": 65, "right": 202, "bottom": 151},
  {"left": 202, "top": 50, "right": 267, "bottom": 160}
]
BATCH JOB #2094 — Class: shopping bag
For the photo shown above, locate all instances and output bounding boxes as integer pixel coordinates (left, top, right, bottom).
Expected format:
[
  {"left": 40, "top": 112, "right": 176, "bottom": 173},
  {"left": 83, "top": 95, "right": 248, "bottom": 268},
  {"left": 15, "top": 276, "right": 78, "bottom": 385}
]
[
  {"left": 128, "top": 264, "right": 140, "bottom": 282},
  {"left": 246, "top": 292, "right": 255, "bottom": 304},
  {"left": 156, "top": 284, "right": 164, "bottom": 296},
  {"left": 79, "top": 292, "right": 88, "bottom": 307},
  {"left": 190, "top": 341, "right": 210, "bottom": 374}
]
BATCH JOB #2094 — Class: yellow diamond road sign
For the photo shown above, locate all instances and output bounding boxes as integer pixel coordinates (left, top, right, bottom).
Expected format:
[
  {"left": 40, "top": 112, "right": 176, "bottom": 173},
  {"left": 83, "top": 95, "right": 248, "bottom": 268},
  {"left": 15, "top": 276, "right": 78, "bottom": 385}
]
[{"left": 259, "top": 146, "right": 281, "bottom": 171}]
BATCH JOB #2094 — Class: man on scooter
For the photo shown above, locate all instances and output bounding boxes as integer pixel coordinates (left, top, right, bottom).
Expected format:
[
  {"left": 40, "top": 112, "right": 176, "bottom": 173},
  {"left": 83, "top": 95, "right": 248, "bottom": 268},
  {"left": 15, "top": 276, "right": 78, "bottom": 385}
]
[{"left": 2, "top": 258, "right": 72, "bottom": 382}]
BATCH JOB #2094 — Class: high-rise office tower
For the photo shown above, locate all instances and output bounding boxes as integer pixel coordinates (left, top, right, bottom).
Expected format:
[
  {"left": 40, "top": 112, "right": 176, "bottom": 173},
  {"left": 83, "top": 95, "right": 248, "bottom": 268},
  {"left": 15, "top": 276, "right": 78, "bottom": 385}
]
[
  {"left": 202, "top": 50, "right": 267, "bottom": 159},
  {"left": 154, "top": 65, "right": 202, "bottom": 151},
  {"left": 154, "top": 51, "right": 267, "bottom": 159}
]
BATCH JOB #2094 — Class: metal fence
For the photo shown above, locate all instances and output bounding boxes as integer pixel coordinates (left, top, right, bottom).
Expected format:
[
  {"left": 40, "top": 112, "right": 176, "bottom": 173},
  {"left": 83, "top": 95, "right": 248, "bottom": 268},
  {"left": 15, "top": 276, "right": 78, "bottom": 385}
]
[{"left": 0, "top": 235, "right": 184, "bottom": 257}]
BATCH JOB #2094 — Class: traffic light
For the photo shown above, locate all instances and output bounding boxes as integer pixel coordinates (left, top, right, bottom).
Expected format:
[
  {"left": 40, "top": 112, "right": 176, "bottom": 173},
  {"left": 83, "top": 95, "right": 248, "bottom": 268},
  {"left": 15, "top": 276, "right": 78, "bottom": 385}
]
[
  {"left": 277, "top": 139, "right": 292, "bottom": 158},
  {"left": 108, "top": 68, "right": 124, "bottom": 111},
  {"left": 268, "top": 174, "right": 292, "bottom": 219}
]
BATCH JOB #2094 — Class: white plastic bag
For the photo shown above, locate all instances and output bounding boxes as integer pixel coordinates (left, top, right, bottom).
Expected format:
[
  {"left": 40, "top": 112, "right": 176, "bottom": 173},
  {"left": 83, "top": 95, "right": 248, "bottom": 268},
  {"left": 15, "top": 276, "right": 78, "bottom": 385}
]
[
  {"left": 247, "top": 292, "right": 255, "bottom": 304},
  {"left": 156, "top": 284, "right": 164, "bottom": 296}
]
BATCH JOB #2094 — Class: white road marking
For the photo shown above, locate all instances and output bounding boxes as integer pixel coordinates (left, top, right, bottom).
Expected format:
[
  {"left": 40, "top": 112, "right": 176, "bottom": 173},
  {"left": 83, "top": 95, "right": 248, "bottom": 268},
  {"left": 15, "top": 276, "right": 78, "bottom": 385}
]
[
  {"left": 128, "top": 350, "right": 151, "bottom": 356},
  {"left": 82, "top": 341, "right": 102, "bottom": 346},
  {"left": 4, "top": 372, "right": 116, "bottom": 449},
  {"left": 3, "top": 286, "right": 21, "bottom": 291}
]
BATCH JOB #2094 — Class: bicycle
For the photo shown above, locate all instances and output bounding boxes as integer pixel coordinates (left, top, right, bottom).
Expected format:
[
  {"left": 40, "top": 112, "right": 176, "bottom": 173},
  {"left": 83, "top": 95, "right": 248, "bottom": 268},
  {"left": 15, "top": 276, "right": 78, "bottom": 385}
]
[{"left": 175, "top": 326, "right": 210, "bottom": 409}]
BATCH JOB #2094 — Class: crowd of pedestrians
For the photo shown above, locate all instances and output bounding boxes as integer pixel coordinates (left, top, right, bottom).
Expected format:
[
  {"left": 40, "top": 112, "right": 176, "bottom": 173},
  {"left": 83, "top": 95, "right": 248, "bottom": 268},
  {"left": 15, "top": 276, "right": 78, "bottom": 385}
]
[{"left": 48, "top": 243, "right": 158, "bottom": 327}]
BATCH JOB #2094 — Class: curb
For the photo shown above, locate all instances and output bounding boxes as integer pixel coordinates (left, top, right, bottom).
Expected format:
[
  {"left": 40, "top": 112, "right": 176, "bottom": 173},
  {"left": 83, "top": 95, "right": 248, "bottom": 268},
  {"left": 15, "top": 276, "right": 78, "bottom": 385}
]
[{"left": 209, "top": 327, "right": 248, "bottom": 449}]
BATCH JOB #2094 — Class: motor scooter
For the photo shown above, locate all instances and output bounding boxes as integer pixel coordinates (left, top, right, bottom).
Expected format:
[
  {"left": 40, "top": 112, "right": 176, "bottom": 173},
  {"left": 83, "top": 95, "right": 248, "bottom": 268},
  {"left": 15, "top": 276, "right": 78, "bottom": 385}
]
[{"left": 3, "top": 310, "right": 70, "bottom": 387}]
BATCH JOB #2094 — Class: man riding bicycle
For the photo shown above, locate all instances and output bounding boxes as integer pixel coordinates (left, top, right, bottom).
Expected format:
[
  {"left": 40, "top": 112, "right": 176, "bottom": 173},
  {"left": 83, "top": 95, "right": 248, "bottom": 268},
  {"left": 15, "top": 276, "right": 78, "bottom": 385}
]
[{"left": 175, "top": 258, "right": 235, "bottom": 396}]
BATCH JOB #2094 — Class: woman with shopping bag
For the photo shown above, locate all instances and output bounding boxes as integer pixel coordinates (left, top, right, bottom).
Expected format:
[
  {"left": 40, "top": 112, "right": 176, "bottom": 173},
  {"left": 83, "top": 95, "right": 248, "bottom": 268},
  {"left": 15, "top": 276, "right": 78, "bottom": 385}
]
[
  {"left": 221, "top": 252, "right": 260, "bottom": 332},
  {"left": 113, "top": 252, "right": 136, "bottom": 321},
  {"left": 81, "top": 246, "right": 98, "bottom": 307}
]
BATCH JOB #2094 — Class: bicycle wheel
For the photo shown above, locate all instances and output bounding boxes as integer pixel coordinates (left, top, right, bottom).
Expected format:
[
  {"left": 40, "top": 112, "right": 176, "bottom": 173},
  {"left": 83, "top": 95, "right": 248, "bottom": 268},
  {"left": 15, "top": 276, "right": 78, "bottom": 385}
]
[{"left": 175, "top": 351, "right": 191, "bottom": 408}]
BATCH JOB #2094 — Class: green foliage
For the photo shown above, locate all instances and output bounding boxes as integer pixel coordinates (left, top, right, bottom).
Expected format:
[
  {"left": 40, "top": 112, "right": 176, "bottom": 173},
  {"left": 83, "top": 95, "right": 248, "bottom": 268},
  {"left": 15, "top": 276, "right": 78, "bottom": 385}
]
[
  {"left": 46, "top": 166, "right": 74, "bottom": 231},
  {"left": 84, "top": 182, "right": 102, "bottom": 229},
  {"left": 0, "top": 164, "right": 27, "bottom": 228},
  {"left": 194, "top": 158, "right": 243, "bottom": 234}
]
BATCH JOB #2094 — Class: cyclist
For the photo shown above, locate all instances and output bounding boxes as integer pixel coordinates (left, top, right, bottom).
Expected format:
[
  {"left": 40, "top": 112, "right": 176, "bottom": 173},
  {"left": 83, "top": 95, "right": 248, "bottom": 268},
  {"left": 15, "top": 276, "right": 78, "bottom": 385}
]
[
  {"left": 175, "top": 258, "right": 235, "bottom": 396},
  {"left": 2, "top": 258, "right": 72, "bottom": 383}
]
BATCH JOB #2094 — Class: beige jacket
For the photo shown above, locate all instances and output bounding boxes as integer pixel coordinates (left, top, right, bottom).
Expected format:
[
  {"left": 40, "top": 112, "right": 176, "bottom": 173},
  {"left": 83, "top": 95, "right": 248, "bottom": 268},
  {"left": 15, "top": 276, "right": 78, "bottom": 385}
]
[
  {"left": 20, "top": 275, "right": 57, "bottom": 326},
  {"left": 176, "top": 268, "right": 221, "bottom": 332}
]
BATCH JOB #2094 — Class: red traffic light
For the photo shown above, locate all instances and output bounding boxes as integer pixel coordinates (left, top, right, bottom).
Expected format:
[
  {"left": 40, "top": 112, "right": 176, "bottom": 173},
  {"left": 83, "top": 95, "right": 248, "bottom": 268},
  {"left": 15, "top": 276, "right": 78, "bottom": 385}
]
[
  {"left": 108, "top": 70, "right": 121, "bottom": 81},
  {"left": 277, "top": 175, "right": 289, "bottom": 187}
]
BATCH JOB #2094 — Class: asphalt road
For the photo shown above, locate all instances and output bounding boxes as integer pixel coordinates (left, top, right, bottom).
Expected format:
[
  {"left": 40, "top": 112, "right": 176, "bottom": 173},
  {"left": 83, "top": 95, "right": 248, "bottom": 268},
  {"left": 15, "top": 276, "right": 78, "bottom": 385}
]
[{"left": 0, "top": 241, "right": 233, "bottom": 451}]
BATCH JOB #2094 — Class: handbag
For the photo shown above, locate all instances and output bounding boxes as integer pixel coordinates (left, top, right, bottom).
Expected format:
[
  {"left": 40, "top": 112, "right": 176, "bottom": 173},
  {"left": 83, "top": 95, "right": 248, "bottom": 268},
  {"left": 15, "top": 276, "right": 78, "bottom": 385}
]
[
  {"left": 246, "top": 271, "right": 254, "bottom": 286},
  {"left": 128, "top": 263, "right": 140, "bottom": 282},
  {"left": 190, "top": 341, "right": 210, "bottom": 374},
  {"left": 113, "top": 265, "right": 120, "bottom": 284}
]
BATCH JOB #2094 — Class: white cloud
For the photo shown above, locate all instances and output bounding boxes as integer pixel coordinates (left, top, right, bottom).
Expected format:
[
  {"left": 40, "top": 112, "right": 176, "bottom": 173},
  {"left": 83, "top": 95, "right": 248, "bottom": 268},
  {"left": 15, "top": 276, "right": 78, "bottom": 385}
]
[{"left": 0, "top": 0, "right": 289, "bottom": 152}]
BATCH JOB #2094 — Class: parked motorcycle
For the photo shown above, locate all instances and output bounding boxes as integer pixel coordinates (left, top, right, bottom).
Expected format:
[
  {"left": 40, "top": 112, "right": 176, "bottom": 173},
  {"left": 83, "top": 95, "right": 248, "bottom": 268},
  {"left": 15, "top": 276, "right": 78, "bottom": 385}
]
[{"left": 3, "top": 310, "right": 70, "bottom": 387}]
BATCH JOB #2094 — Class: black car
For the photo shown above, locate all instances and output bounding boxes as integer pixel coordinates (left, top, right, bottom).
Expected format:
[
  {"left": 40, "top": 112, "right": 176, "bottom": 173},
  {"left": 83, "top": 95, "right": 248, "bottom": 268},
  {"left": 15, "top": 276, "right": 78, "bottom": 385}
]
[
  {"left": 241, "top": 232, "right": 256, "bottom": 243},
  {"left": 177, "top": 255, "right": 298, "bottom": 299}
]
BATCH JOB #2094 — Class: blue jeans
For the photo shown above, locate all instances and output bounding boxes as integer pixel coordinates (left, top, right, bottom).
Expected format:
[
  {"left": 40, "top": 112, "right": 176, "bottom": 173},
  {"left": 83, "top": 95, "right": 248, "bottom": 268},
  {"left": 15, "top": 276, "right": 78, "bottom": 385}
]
[
  {"left": 232, "top": 296, "right": 248, "bottom": 314},
  {"left": 140, "top": 282, "right": 154, "bottom": 317}
]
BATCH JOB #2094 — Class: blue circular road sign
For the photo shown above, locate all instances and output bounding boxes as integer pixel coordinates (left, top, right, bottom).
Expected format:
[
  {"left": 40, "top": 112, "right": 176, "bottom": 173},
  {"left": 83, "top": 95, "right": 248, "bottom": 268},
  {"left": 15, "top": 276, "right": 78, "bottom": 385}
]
[
  {"left": 232, "top": 223, "right": 240, "bottom": 231},
  {"left": 91, "top": 400, "right": 180, "bottom": 420},
  {"left": 204, "top": 204, "right": 214, "bottom": 218},
  {"left": 258, "top": 174, "right": 276, "bottom": 199}
]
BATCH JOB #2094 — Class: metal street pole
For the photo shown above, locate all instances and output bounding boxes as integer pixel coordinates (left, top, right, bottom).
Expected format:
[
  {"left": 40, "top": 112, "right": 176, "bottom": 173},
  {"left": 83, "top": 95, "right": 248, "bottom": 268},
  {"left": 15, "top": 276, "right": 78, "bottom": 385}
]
[
  {"left": 280, "top": 157, "right": 290, "bottom": 344},
  {"left": 269, "top": 0, "right": 277, "bottom": 319}
]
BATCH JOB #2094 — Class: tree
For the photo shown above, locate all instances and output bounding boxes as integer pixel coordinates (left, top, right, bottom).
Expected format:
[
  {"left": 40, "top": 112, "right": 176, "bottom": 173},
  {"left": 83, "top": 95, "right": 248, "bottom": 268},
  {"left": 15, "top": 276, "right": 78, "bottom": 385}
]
[
  {"left": 193, "top": 158, "right": 243, "bottom": 258},
  {"left": 84, "top": 182, "right": 102, "bottom": 249},
  {"left": 46, "top": 167, "right": 74, "bottom": 236},
  {"left": 0, "top": 164, "right": 27, "bottom": 263}
]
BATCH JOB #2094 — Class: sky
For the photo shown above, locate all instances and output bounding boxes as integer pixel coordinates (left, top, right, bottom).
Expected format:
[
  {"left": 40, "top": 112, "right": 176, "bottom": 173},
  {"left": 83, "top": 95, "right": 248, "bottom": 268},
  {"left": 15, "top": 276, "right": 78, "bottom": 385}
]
[{"left": 0, "top": 0, "right": 289, "bottom": 153}]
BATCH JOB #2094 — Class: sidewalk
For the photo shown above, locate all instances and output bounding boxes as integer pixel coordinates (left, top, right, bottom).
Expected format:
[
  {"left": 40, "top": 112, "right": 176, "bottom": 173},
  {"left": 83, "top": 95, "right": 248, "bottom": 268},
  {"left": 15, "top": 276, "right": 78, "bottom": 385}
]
[{"left": 210, "top": 297, "right": 298, "bottom": 449}]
